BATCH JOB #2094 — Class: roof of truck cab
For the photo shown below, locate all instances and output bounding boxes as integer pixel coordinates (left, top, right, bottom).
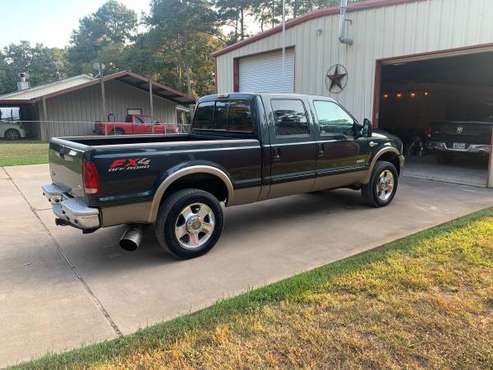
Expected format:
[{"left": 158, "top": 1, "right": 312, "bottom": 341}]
[{"left": 198, "top": 92, "right": 337, "bottom": 102}]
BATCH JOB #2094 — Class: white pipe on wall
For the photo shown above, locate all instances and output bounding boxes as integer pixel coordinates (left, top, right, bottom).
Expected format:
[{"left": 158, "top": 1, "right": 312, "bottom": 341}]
[{"left": 339, "top": 0, "right": 353, "bottom": 45}]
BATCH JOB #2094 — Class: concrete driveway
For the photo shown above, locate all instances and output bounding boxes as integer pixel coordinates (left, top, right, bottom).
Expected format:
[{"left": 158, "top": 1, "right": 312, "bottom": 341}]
[{"left": 1, "top": 164, "right": 492, "bottom": 367}]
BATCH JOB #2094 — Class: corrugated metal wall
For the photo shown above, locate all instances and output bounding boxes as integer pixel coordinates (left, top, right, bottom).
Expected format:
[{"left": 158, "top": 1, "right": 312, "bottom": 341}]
[
  {"left": 216, "top": 0, "right": 493, "bottom": 122},
  {"left": 40, "top": 79, "right": 178, "bottom": 137}
]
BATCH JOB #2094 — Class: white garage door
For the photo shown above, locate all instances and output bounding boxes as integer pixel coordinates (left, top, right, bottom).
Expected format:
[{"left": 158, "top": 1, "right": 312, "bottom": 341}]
[{"left": 239, "top": 49, "right": 295, "bottom": 93}]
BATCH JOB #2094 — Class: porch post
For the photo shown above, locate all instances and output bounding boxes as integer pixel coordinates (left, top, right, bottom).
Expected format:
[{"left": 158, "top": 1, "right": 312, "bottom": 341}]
[
  {"left": 488, "top": 129, "right": 493, "bottom": 188},
  {"left": 149, "top": 80, "right": 154, "bottom": 118},
  {"left": 100, "top": 75, "right": 106, "bottom": 120},
  {"left": 41, "top": 97, "right": 48, "bottom": 141}
]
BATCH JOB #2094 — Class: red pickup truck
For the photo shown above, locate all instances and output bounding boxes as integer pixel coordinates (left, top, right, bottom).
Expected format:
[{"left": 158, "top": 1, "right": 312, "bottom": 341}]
[{"left": 95, "top": 114, "right": 179, "bottom": 135}]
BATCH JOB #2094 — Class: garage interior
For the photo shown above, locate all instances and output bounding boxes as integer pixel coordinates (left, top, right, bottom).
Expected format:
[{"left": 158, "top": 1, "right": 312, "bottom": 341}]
[{"left": 378, "top": 50, "right": 493, "bottom": 187}]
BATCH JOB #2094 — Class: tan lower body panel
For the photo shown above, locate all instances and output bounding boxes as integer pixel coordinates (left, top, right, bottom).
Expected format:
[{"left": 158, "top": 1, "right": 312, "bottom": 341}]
[
  {"left": 313, "top": 170, "right": 368, "bottom": 192},
  {"left": 101, "top": 201, "right": 152, "bottom": 227},
  {"left": 228, "top": 186, "right": 262, "bottom": 206}
]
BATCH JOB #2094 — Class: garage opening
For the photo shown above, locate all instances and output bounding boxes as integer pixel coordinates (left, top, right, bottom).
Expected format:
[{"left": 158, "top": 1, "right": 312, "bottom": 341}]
[
  {"left": 377, "top": 50, "right": 493, "bottom": 187},
  {"left": 238, "top": 48, "right": 295, "bottom": 93}
]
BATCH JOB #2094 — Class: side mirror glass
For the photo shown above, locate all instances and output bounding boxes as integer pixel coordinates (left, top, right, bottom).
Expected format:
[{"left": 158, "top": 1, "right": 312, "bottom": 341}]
[{"left": 363, "top": 118, "right": 373, "bottom": 137}]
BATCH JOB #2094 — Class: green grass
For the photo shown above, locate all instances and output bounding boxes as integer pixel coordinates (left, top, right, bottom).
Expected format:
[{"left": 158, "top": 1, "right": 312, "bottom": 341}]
[
  {"left": 13, "top": 208, "right": 493, "bottom": 369},
  {"left": 0, "top": 141, "right": 48, "bottom": 167}
]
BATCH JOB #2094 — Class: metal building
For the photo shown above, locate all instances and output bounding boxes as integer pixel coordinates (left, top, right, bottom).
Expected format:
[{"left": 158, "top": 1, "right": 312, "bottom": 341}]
[
  {"left": 213, "top": 0, "right": 493, "bottom": 187},
  {"left": 0, "top": 71, "right": 194, "bottom": 139}
]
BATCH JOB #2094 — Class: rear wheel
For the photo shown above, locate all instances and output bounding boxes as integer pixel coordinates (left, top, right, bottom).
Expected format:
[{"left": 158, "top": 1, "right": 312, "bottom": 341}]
[
  {"left": 155, "top": 188, "right": 224, "bottom": 259},
  {"left": 362, "top": 161, "right": 398, "bottom": 207},
  {"left": 4, "top": 129, "right": 21, "bottom": 140}
]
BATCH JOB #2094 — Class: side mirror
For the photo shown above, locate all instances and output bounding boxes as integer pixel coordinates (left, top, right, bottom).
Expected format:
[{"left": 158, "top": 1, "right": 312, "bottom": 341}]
[{"left": 363, "top": 118, "right": 373, "bottom": 137}]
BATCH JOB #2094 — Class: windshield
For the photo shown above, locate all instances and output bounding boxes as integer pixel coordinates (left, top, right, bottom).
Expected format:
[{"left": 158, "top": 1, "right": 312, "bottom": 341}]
[{"left": 0, "top": 107, "right": 20, "bottom": 121}]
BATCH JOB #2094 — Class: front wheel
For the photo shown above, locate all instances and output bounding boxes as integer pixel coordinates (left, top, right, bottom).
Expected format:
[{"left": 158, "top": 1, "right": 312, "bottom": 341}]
[
  {"left": 155, "top": 189, "right": 224, "bottom": 259},
  {"left": 362, "top": 161, "right": 398, "bottom": 207}
]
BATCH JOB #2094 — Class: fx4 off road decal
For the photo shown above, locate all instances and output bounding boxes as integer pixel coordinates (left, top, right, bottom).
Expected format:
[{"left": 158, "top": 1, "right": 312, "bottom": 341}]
[{"left": 109, "top": 158, "right": 151, "bottom": 172}]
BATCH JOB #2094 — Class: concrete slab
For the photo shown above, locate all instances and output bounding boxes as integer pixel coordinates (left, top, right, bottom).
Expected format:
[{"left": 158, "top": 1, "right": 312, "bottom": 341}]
[
  {"left": 404, "top": 155, "right": 488, "bottom": 187},
  {"left": 0, "top": 178, "right": 116, "bottom": 367},
  {"left": 0, "top": 167, "right": 8, "bottom": 179},
  {"left": 37, "top": 177, "right": 493, "bottom": 336},
  {"left": 4, "top": 164, "right": 51, "bottom": 211}
]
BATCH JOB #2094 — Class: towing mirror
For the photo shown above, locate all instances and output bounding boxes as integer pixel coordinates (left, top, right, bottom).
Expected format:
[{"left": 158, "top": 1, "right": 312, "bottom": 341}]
[{"left": 363, "top": 118, "right": 373, "bottom": 137}]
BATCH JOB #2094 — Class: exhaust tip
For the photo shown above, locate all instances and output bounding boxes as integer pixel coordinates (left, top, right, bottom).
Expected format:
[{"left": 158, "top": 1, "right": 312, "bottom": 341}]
[
  {"left": 120, "top": 238, "right": 139, "bottom": 251},
  {"left": 120, "top": 225, "right": 144, "bottom": 251}
]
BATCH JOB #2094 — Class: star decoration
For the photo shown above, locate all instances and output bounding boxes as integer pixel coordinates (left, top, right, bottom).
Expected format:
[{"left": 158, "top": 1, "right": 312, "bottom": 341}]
[{"left": 327, "top": 64, "right": 348, "bottom": 92}]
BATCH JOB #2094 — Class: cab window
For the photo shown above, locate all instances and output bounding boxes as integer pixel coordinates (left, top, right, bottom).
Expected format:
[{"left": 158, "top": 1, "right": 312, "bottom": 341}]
[
  {"left": 271, "top": 99, "right": 310, "bottom": 137},
  {"left": 193, "top": 100, "right": 254, "bottom": 133},
  {"left": 313, "top": 100, "right": 354, "bottom": 136}
]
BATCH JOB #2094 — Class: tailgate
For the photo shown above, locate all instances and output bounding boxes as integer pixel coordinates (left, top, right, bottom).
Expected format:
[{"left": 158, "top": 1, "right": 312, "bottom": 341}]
[
  {"left": 431, "top": 121, "right": 493, "bottom": 144},
  {"left": 49, "top": 139, "right": 87, "bottom": 198}
]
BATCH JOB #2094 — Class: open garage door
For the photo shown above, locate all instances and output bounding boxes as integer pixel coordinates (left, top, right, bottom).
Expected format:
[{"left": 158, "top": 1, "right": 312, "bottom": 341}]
[
  {"left": 376, "top": 50, "right": 493, "bottom": 188},
  {"left": 239, "top": 49, "right": 295, "bottom": 93}
]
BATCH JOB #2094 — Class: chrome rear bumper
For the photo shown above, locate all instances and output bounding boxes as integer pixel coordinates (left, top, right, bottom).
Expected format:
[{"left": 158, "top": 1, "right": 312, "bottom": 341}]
[
  {"left": 426, "top": 141, "right": 491, "bottom": 153},
  {"left": 42, "top": 184, "right": 100, "bottom": 230}
]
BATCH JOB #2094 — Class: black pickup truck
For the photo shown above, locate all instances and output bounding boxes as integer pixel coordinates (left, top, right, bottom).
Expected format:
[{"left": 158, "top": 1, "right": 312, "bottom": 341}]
[
  {"left": 42, "top": 93, "right": 404, "bottom": 259},
  {"left": 425, "top": 120, "right": 492, "bottom": 162}
]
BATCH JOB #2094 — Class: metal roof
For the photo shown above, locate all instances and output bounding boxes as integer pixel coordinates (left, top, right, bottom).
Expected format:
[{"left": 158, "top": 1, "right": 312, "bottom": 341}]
[
  {"left": 0, "top": 71, "right": 195, "bottom": 105},
  {"left": 0, "top": 75, "right": 94, "bottom": 101}
]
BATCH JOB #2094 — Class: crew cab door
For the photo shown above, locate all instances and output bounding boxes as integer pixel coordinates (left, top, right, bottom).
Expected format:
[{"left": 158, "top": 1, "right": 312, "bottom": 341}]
[
  {"left": 310, "top": 99, "right": 369, "bottom": 191},
  {"left": 265, "top": 96, "right": 318, "bottom": 198}
]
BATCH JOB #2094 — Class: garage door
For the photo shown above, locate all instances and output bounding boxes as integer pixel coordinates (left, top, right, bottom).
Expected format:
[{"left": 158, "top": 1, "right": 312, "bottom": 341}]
[{"left": 239, "top": 49, "right": 295, "bottom": 93}]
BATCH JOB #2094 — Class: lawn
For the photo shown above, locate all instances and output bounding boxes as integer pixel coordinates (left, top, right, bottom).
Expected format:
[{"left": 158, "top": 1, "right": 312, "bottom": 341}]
[
  {"left": 0, "top": 141, "right": 48, "bottom": 166},
  {"left": 15, "top": 209, "right": 493, "bottom": 369}
]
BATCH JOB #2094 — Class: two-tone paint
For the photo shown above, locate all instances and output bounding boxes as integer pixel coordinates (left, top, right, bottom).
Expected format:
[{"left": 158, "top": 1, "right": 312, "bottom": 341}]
[{"left": 47, "top": 93, "right": 404, "bottom": 230}]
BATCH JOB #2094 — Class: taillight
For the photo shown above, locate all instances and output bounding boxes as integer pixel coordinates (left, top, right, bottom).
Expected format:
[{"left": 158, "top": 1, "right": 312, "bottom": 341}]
[{"left": 83, "top": 160, "right": 100, "bottom": 194}]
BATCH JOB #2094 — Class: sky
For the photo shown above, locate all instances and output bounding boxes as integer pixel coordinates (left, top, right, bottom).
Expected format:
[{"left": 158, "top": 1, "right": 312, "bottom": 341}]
[{"left": 0, "top": 0, "right": 150, "bottom": 48}]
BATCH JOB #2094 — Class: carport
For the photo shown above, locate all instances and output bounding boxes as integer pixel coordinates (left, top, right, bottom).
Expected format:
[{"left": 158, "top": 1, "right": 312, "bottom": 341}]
[{"left": 374, "top": 46, "right": 493, "bottom": 188}]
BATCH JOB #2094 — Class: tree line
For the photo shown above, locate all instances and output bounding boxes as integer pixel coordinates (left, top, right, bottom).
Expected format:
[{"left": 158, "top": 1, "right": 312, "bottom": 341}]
[{"left": 0, "top": 0, "right": 343, "bottom": 98}]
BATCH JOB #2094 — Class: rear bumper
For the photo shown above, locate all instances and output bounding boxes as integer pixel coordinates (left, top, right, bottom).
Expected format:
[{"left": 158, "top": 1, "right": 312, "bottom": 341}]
[
  {"left": 42, "top": 184, "right": 100, "bottom": 230},
  {"left": 426, "top": 141, "right": 491, "bottom": 154}
]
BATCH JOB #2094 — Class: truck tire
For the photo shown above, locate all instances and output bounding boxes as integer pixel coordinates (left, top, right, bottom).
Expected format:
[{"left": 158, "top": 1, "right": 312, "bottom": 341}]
[
  {"left": 361, "top": 161, "right": 398, "bottom": 208},
  {"left": 155, "top": 188, "right": 224, "bottom": 259},
  {"left": 4, "top": 129, "right": 21, "bottom": 140}
]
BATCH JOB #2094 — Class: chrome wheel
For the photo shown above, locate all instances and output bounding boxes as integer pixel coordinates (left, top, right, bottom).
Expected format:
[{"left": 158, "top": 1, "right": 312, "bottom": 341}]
[
  {"left": 376, "top": 169, "right": 395, "bottom": 202},
  {"left": 174, "top": 203, "right": 215, "bottom": 250}
]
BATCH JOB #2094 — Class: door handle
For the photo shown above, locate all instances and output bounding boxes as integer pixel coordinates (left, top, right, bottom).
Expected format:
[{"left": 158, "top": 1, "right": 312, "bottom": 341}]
[
  {"left": 317, "top": 143, "right": 325, "bottom": 157},
  {"left": 272, "top": 147, "right": 281, "bottom": 161},
  {"left": 369, "top": 141, "right": 378, "bottom": 148}
]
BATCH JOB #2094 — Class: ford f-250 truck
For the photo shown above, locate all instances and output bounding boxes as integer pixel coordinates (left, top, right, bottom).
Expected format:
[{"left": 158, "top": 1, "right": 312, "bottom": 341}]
[{"left": 42, "top": 93, "right": 404, "bottom": 259}]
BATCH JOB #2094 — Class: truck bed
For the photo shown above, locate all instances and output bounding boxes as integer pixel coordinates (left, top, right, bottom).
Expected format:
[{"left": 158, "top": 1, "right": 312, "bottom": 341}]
[
  {"left": 48, "top": 133, "right": 262, "bottom": 207},
  {"left": 58, "top": 133, "right": 244, "bottom": 147}
]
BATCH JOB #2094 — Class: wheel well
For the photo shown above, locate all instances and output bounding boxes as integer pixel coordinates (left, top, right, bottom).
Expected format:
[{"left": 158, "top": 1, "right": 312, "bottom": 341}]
[
  {"left": 377, "top": 152, "right": 401, "bottom": 174},
  {"left": 4, "top": 128, "right": 20, "bottom": 135},
  {"left": 163, "top": 173, "right": 229, "bottom": 203}
]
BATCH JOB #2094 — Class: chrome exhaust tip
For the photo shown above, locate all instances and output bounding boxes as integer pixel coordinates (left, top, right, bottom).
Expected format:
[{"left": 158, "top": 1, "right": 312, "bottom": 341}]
[{"left": 120, "top": 225, "right": 144, "bottom": 251}]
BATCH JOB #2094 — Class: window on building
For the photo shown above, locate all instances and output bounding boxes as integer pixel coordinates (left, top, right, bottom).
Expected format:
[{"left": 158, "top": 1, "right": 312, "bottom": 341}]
[
  {"left": 271, "top": 99, "right": 310, "bottom": 137},
  {"left": 313, "top": 100, "right": 354, "bottom": 136}
]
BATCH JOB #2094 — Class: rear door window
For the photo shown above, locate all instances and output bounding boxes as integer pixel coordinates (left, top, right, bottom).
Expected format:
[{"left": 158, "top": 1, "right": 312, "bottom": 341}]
[{"left": 271, "top": 99, "right": 310, "bottom": 137}]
